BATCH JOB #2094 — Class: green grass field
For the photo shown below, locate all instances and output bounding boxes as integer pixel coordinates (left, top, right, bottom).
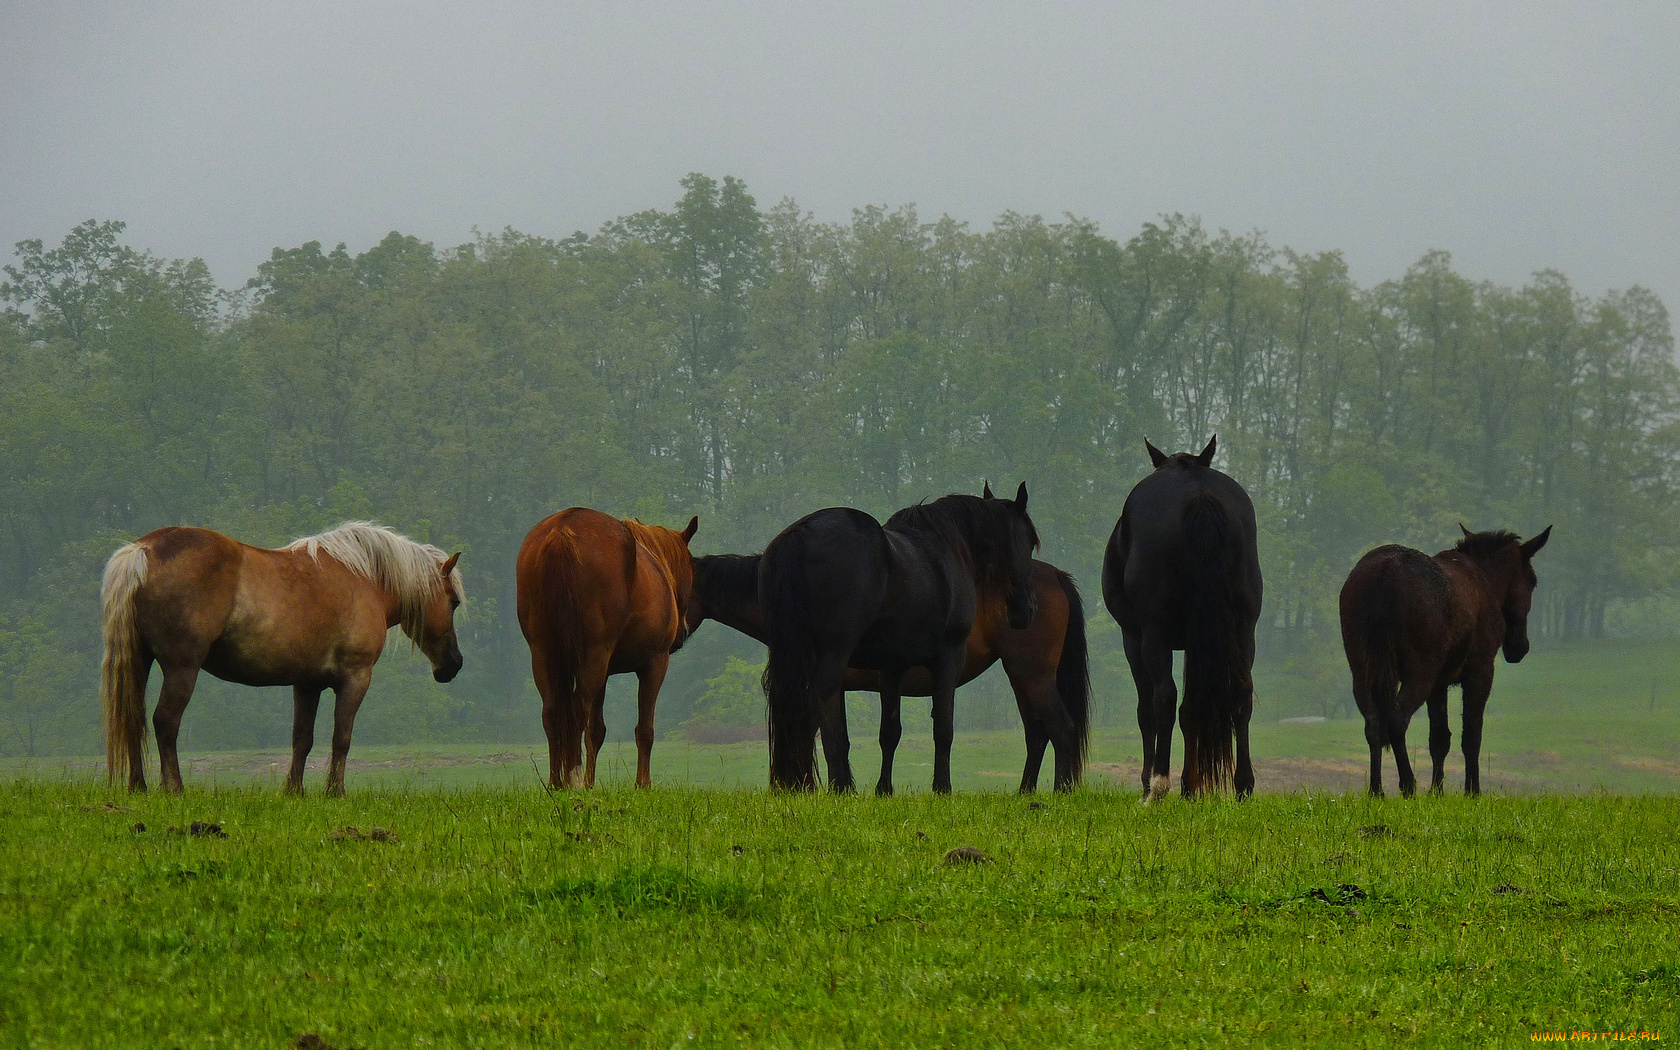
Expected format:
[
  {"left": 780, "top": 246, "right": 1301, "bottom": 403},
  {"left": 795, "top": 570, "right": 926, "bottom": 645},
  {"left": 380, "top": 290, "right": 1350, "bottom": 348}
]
[
  {"left": 2, "top": 639, "right": 1676, "bottom": 1046},
  {"left": 2, "top": 784, "right": 1675, "bottom": 1047}
]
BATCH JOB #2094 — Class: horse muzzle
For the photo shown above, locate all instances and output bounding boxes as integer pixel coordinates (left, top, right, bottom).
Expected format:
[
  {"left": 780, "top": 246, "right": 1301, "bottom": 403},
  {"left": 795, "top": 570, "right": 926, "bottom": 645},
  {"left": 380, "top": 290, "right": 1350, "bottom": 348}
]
[{"left": 433, "top": 655, "right": 463, "bottom": 683}]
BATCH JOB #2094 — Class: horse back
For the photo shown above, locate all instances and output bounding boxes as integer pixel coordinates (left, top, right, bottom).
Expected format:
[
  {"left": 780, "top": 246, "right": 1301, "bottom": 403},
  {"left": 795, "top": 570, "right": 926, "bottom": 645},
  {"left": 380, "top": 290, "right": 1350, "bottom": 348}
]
[
  {"left": 1105, "top": 466, "right": 1261, "bottom": 637},
  {"left": 1341, "top": 544, "right": 1485, "bottom": 692}
]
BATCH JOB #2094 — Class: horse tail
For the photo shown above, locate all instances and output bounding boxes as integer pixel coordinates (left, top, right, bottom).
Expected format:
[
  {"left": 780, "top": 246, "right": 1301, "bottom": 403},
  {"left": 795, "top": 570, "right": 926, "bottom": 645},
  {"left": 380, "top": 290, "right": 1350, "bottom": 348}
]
[
  {"left": 1054, "top": 569, "right": 1092, "bottom": 772},
  {"left": 1180, "top": 491, "right": 1238, "bottom": 795},
  {"left": 759, "top": 530, "right": 818, "bottom": 790},
  {"left": 100, "top": 542, "right": 151, "bottom": 786},
  {"left": 527, "top": 536, "right": 588, "bottom": 733},
  {"left": 1359, "top": 568, "right": 1402, "bottom": 746}
]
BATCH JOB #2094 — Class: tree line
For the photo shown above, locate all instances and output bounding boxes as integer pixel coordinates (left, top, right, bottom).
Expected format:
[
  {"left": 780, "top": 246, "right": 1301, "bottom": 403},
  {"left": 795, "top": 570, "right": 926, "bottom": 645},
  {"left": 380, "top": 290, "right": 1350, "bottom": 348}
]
[{"left": 2, "top": 174, "right": 1675, "bottom": 756}]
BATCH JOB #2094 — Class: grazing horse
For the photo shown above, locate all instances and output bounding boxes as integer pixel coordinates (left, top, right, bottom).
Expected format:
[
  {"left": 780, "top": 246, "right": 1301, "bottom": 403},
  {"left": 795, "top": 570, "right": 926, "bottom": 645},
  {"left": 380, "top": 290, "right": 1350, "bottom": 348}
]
[
  {"left": 516, "top": 509, "right": 699, "bottom": 789},
  {"left": 691, "top": 549, "right": 1090, "bottom": 793},
  {"left": 1339, "top": 525, "right": 1551, "bottom": 797},
  {"left": 1102, "top": 437, "right": 1263, "bottom": 800},
  {"left": 100, "top": 522, "right": 464, "bottom": 795},
  {"left": 759, "top": 485, "right": 1039, "bottom": 793}
]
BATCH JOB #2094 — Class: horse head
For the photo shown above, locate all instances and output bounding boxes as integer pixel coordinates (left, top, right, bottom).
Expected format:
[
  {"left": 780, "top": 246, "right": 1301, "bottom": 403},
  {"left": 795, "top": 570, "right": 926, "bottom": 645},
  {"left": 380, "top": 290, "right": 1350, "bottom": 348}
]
[
  {"left": 1459, "top": 523, "right": 1552, "bottom": 662},
  {"left": 419, "top": 551, "right": 465, "bottom": 682},
  {"left": 985, "top": 482, "right": 1040, "bottom": 630}
]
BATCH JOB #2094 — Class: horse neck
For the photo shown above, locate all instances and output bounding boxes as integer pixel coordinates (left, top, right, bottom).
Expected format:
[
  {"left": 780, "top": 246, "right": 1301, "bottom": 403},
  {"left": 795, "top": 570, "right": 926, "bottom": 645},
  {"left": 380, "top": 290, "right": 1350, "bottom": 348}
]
[
  {"left": 1457, "top": 548, "right": 1519, "bottom": 601},
  {"left": 632, "top": 525, "right": 692, "bottom": 607},
  {"left": 696, "top": 557, "right": 767, "bottom": 641}
]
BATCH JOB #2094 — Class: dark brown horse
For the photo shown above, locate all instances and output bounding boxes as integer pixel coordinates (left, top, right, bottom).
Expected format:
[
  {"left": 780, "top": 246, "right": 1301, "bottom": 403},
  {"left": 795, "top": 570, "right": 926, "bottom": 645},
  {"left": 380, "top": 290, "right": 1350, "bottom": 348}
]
[
  {"left": 1102, "top": 437, "right": 1264, "bottom": 800},
  {"left": 516, "top": 508, "right": 699, "bottom": 789},
  {"left": 1340, "top": 525, "right": 1551, "bottom": 797},
  {"left": 691, "top": 553, "right": 1090, "bottom": 792},
  {"left": 759, "top": 487, "right": 1039, "bottom": 793},
  {"left": 100, "top": 522, "right": 464, "bottom": 795}
]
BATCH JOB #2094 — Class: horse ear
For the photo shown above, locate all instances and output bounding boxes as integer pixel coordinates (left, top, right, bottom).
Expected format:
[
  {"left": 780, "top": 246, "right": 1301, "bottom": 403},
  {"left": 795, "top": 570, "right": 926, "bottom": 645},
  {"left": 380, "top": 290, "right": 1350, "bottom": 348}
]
[
  {"left": 1521, "top": 525, "right": 1552, "bottom": 559},
  {"left": 441, "top": 552, "right": 460, "bottom": 576},
  {"left": 1459, "top": 522, "right": 1473, "bottom": 541},
  {"left": 1196, "top": 435, "right": 1217, "bottom": 467},
  {"left": 1145, "top": 439, "right": 1168, "bottom": 468},
  {"left": 982, "top": 481, "right": 995, "bottom": 500},
  {"left": 681, "top": 516, "right": 699, "bottom": 544},
  {"left": 1013, "top": 481, "right": 1028, "bottom": 509}
]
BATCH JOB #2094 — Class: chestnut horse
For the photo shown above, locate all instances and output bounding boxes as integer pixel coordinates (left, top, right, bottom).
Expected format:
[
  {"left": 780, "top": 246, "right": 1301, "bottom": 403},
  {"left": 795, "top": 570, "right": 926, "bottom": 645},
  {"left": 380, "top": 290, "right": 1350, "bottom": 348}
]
[
  {"left": 691, "top": 553, "right": 1090, "bottom": 792},
  {"left": 100, "top": 522, "right": 464, "bottom": 795},
  {"left": 516, "top": 509, "right": 699, "bottom": 789},
  {"left": 1340, "top": 524, "right": 1551, "bottom": 797}
]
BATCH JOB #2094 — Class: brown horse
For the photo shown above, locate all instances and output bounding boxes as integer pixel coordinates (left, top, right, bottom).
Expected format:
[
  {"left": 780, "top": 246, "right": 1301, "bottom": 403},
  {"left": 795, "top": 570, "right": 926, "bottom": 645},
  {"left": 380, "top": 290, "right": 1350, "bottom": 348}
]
[
  {"left": 691, "top": 554, "right": 1091, "bottom": 792},
  {"left": 516, "top": 508, "right": 699, "bottom": 789},
  {"left": 100, "top": 522, "right": 464, "bottom": 795},
  {"left": 1339, "top": 524, "right": 1551, "bottom": 797}
]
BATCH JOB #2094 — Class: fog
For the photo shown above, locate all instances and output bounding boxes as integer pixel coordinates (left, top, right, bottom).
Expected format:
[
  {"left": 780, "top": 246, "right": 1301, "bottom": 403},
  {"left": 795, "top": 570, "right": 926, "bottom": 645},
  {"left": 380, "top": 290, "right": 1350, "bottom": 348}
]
[{"left": 3, "top": 2, "right": 1676, "bottom": 305}]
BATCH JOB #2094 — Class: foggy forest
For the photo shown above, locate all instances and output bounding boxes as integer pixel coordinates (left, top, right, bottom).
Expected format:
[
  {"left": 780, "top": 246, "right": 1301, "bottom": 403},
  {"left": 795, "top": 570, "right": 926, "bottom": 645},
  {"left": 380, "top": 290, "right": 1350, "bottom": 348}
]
[{"left": 2, "top": 173, "right": 1674, "bottom": 757}]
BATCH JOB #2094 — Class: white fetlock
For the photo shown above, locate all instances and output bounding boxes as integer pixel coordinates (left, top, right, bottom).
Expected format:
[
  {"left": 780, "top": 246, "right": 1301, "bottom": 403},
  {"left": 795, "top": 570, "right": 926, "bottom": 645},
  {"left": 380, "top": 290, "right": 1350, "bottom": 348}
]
[{"left": 1149, "top": 774, "right": 1170, "bottom": 802}]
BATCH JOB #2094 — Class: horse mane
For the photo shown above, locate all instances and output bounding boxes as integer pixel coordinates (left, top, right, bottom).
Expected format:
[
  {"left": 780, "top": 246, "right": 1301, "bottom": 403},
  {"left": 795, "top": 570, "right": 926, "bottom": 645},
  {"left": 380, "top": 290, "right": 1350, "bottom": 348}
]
[
  {"left": 287, "top": 521, "right": 463, "bottom": 641},
  {"left": 885, "top": 494, "right": 1038, "bottom": 583},
  {"left": 624, "top": 520, "right": 692, "bottom": 578},
  {"left": 1454, "top": 529, "right": 1521, "bottom": 558}
]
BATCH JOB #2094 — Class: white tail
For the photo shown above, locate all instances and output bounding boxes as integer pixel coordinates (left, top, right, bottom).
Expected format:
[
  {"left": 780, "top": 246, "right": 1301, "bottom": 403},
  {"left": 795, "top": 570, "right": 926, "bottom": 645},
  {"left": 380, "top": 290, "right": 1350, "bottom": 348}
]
[{"left": 100, "top": 543, "right": 151, "bottom": 785}]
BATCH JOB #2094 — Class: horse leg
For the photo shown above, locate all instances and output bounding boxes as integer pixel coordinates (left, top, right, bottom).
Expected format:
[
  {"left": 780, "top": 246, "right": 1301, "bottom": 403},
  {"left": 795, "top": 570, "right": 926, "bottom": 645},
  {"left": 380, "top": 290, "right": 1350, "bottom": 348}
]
[
  {"left": 1140, "top": 631, "right": 1176, "bottom": 802},
  {"left": 1387, "top": 684, "right": 1424, "bottom": 798},
  {"left": 1121, "top": 627, "right": 1155, "bottom": 798},
  {"left": 575, "top": 652, "right": 610, "bottom": 790},
  {"left": 632, "top": 654, "right": 668, "bottom": 789},
  {"left": 1233, "top": 674, "right": 1256, "bottom": 800},
  {"left": 152, "top": 665, "right": 201, "bottom": 795},
  {"left": 1460, "top": 669, "right": 1493, "bottom": 797},
  {"left": 818, "top": 689, "right": 856, "bottom": 794},
  {"left": 1426, "top": 685, "right": 1451, "bottom": 795},
  {"left": 584, "top": 694, "right": 608, "bottom": 790},
  {"left": 125, "top": 658, "right": 155, "bottom": 792},
  {"left": 1363, "top": 714, "right": 1386, "bottom": 798},
  {"left": 876, "top": 678, "right": 904, "bottom": 797},
  {"left": 930, "top": 660, "right": 960, "bottom": 795},
  {"left": 1018, "top": 716, "right": 1048, "bottom": 794},
  {"left": 285, "top": 685, "right": 323, "bottom": 795},
  {"left": 325, "top": 668, "right": 373, "bottom": 798}
]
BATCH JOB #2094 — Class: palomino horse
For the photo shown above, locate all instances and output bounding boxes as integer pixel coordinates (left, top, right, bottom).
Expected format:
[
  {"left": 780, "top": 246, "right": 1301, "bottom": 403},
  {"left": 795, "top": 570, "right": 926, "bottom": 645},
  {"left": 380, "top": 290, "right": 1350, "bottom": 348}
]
[
  {"left": 1102, "top": 437, "right": 1264, "bottom": 800},
  {"left": 692, "top": 552, "right": 1090, "bottom": 792},
  {"left": 1339, "top": 524, "right": 1551, "bottom": 797},
  {"left": 100, "top": 522, "right": 464, "bottom": 795},
  {"left": 516, "top": 509, "right": 699, "bottom": 789},
  {"left": 759, "top": 486, "right": 1039, "bottom": 793}
]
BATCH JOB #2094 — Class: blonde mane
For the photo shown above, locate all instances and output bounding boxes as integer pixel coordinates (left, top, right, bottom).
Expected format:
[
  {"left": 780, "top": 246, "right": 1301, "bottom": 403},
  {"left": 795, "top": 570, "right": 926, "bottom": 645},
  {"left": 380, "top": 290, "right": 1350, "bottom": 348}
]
[{"left": 287, "top": 521, "right": 464, "bottom": 640}]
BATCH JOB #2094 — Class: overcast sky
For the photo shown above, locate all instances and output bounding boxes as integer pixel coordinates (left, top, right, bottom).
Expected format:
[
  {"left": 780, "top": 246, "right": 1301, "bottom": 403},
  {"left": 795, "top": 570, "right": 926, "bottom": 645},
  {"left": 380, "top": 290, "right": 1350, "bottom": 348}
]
[{"left": 4, "top": 2, "right": 1676, "bottom": 309}]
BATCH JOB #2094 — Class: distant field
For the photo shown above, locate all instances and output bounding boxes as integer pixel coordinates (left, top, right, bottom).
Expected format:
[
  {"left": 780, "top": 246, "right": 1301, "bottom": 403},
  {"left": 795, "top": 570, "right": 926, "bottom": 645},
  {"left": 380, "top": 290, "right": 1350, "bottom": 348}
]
[
  {"left": 1, "top": 783, "right": 1674, "bottom": 1047},
  {"left": 8, "top": 638, "right": 1677, "bottom": 796}
]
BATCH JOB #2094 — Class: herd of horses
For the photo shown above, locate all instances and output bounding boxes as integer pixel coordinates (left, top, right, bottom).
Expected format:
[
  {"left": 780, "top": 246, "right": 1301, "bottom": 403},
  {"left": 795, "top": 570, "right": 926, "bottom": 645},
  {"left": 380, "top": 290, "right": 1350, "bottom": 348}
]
[{"left": 97, "top": 438, "right": 1551, "bottom": 800}]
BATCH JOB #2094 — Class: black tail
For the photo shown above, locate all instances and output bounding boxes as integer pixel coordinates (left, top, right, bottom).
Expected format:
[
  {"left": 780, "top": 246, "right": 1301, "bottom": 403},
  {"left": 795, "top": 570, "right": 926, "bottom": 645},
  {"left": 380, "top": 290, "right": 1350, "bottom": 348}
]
[
  {"left": 759, "top": 530, "right": 819, "bottom": 790},
  {"left": 1180, "top": 491, "right": 1238, "bottom": 795},
  {"left": 1054, "top": 569, "right": 1092, "bottom": 775},
  {"left": 1359, "top": 569, "right": 1402, "bottom": 748}
]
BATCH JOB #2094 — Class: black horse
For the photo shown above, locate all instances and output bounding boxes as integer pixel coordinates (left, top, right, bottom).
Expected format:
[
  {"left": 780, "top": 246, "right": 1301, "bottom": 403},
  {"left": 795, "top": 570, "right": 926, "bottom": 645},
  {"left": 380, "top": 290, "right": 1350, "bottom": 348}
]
[
  {"left": 759, "top": 486, "right": 1039, "bottom": 792},
  {"left": 1102, "top": 437, "right": 1263, "bottom": 799},
  {"left": 691, "top": 547, "right": 1090, "bottom": 793}
]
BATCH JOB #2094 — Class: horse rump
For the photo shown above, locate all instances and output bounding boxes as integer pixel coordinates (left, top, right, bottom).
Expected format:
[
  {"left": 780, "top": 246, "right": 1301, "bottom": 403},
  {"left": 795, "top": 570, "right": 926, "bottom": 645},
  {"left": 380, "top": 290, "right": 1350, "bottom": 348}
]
[
  {"left": 1180, "top": 492, "right": 1239, "bottom": 795},
  {"left": 759, "top": 528, "right": 820, "bottom": 790},
  {"left": 1340, "top": 556, "right": 1402, "bottom": 743},
  {"left": 1054, "top": 569, "right": 1092, "bottom": 773},
  {"left": 100, "top": 542, "right": 152, "bottom": 786}
]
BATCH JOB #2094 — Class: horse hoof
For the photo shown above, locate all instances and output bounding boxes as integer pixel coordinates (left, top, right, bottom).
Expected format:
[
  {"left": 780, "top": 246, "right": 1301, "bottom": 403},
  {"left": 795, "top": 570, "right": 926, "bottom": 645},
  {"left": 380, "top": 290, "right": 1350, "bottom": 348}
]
[{"left": 1148, "top": 774, "right": 1171, "bottom": 802}]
